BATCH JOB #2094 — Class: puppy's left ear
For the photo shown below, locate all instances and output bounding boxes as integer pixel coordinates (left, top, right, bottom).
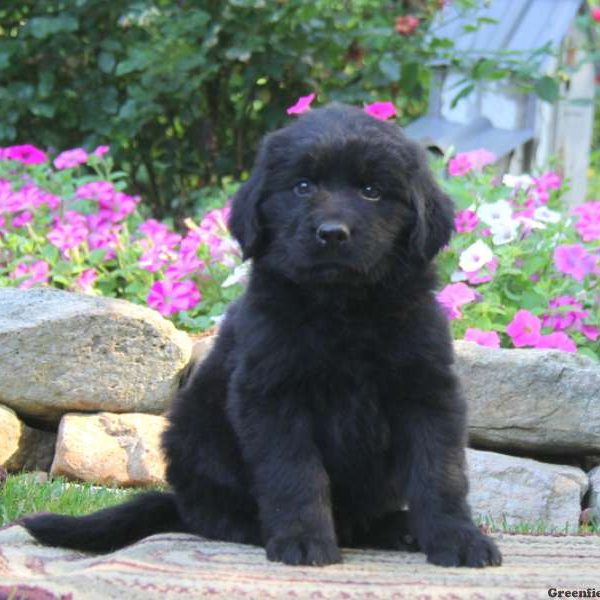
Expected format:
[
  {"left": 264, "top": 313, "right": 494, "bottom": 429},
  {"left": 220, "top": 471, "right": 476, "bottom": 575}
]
[
  {"left": 229, "top": 137, "right": 270, "bottom": 260},
  {"left": 408, "top": 146, "right": 455, "bottom": 263}
]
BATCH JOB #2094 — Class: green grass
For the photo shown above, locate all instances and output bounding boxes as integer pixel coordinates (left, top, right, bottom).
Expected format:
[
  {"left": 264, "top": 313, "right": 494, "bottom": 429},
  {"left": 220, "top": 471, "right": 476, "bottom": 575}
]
[
  {"left": 1, "top": 474, "right": 598, "bottom": 535},
  {"left": 0, "top": 473, "right": 148, "bottom": 526}
]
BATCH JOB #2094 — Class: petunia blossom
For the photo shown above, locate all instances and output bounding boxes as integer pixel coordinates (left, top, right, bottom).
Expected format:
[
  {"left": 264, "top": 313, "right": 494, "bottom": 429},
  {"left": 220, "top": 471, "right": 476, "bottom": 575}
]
[
  {"left": 0, "top": 144, "right": 48, "bottom": 165},
  {"left": 506, "top": 309, "right": 541, "bottom": 347},
  {"left": 364, "top": 101, "right": 397, "bottom": 121},
  {"left": 535, "top": 332, "right": 577, "bottom": 353},
  {"left": 454, "top": 209, "right": 479, "bottom": 233},
  {"left": 11, "top": 260, "right": 50, "bottom": 289},
  {"left": 553, "top": 244, "right": 597, "bottom": 282},
  {"left": 147, "top": 279, "right": 202, "bottom": 316},
  {"left": 573, "top": 201, "right": 600, "bottom": 242},
  {"left": 464, "top": 328, "right": 500, "bottom": 348},
  {"left": 287, "top": 93, "right": 316, "bottom": 115},
  {"left": 395, "top": 15, "right": 419, "bottom": 35},
  {"left": 436, "top": 282, "right": 477, "bottom": 320},
  {"left": 74, "top": 268, "right": 98, "bottom": 294},
  {"left": 459, "top": 240, "right": 494, "bottom": 273},
  {"left": 54, "top": 148, "right": 89, "bottom": 170},
  {"left": 93, "top": 145, "right": 110, "bottom": 157}
]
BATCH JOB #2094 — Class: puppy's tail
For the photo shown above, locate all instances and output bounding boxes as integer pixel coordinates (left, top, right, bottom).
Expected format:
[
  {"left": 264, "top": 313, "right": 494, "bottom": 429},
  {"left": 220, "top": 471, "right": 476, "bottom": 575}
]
[{"left": 22, "top": 491, "right": 186, "bottom": 553}]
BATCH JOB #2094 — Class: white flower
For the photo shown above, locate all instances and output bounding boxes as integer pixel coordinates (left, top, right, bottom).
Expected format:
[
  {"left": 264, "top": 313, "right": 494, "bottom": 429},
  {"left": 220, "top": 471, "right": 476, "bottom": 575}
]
[
  {"left": 491, "top": 220, "right": 520, "bottom": 245},
  {"left": 477, "top": 199, "right": 513, "bottom": 227},
  {"left": 533, "top": 206, "right": 561, "bottom": 224},
  {"left": 516, "top": 216, "right": 546, "bottom": 230},
  {"left": 502, "top": 174, "right": 534, "bottom": 189},
  {"left": 221, "top": 261, "right": 251, "bottom": 288},
  {"left": 459, "top": 240, "right": 494, "bottom": 272}
]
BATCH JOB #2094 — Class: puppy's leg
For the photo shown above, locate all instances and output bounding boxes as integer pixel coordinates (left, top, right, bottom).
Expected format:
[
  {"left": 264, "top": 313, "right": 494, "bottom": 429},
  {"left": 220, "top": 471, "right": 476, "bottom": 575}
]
[
  {"left": 229, "top": 390, "right": 340, "bottom": 566},
  {"left": 402, "top": 373, "right": 502, "bottom": 568},
  {"left": 347, "top": 511, "right": 419, "bottom": 551}
]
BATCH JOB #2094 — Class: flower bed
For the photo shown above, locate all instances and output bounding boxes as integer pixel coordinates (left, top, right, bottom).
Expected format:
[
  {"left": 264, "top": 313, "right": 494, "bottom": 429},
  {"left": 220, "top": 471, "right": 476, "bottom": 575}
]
[{"left": 0, "top": 116, "right": 598, "bottom": 361}]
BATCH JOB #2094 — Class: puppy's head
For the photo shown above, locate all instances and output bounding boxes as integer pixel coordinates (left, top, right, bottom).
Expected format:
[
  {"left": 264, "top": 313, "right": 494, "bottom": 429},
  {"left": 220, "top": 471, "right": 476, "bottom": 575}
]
[{"left": 229, "top": 104, "right": 454, "bottom": 285}]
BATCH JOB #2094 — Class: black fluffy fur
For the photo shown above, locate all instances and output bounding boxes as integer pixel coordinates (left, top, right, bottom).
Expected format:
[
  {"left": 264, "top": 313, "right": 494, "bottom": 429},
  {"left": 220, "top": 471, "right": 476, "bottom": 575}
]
[{"left": 23, "top": 104, "right": 501, "bottom": 568}]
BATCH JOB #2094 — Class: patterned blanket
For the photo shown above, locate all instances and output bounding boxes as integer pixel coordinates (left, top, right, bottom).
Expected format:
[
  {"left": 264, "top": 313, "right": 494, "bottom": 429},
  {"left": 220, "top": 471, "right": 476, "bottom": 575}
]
[{"left": 1, "top": 525, "right": 599, "bottom": 599}]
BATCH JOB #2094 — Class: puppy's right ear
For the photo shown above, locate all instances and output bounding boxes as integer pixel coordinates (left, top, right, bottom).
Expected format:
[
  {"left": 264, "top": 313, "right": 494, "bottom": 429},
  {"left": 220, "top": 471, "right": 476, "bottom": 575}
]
[{"left": 229, "top": 137, "right": 270, "bottom": 260}]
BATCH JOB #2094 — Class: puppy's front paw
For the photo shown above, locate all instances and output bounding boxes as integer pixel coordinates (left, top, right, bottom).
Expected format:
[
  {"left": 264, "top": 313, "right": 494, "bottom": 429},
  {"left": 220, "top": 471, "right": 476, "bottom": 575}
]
[
  {"left": 426, "top": 526, "right": 502, "bottom": 568},
  {"left": 266, "top": 534, "right": 341, "bottom": 566}
]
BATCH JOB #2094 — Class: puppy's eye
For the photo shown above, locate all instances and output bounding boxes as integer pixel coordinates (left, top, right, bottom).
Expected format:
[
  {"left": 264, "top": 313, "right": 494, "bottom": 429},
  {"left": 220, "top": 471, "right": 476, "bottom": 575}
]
[
  {"left": 294, "top": 180, "right": 315, "bottom": 197},
  {"left": 360, "top": 184, "right": 381, "bottom": 201}
]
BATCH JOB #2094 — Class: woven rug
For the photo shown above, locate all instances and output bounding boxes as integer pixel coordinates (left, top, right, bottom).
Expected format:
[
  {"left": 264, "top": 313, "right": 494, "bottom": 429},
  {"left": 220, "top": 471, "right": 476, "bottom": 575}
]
[{"left": 0, "top": 525, "right": 599, "bottom": 599}]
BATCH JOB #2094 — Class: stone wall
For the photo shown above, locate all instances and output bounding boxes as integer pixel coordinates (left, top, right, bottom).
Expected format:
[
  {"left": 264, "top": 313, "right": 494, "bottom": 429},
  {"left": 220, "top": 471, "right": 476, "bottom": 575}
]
[{"left": 1, "top": 287, "right": 598, "bottom": 531}]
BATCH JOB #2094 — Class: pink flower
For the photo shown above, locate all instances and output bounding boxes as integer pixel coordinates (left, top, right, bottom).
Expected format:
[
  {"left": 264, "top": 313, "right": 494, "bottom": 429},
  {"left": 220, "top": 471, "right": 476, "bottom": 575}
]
[
  {"left": 593, "top": 7, "right": 600, "bottom": 22},
  {"left": 573, "top": 201, "right": 600, "bottom": 242},
  {"left": 580, "top": 324, "right": 600, "bottom": 341},
  {"left": 11, "top": 260, "right": 50, "bottom": 289},
  {"left": 506, "top": 309, "right": 541, "bottom": 347},
  {"left": 448, "top": 154, "right": 472, "bottom": 177},
  {"left": 448, "top": 149, "right": 495, "bottom": 176},
  {"left": 436, "top": 282, "right": 477, "bottom": 320},
  {"left": 75, "top": 268, "right": 98, "bottom": 293},
  {"left": 165, "top": 254, "right": 206, "bottom": 280},
  {"left": 464, "top": 328, "right": 500, "bottom": 348},
  {"left": 54, "top": 148, "right": 89, "bottom": 169},
  {"left": 99, "top": 191, "right": 139, "bottom": 222},
  {"left": 534, "top": 171, "right": 562, "bottom": 191},
  {"left": 1, "top": 144, "right": 48, "bottom": 165},
  {"left": 147, "top": 279, "right": 202, "bottom": 316},
  {"left": 395, "top": 15, "right": 419, "bottom": 35},
  {"left": 363, "top": 101, "right": 397, "bottom": 121},
  {"left": 76, "top": 181, "right": 115, "bottom": 201},
  {"left": 553, "top": 244, "right": 597, "bottom": 281},
  {"left": 542, "top": 296, "right": 588, "bottom": 331},
  {"left": 47, "top": 217, "right": 89, "bottom": 255},
  {"left": 535, "top": 332, "right": 577, "bottom": 353},
  {"left": 93, "top": 145, "right": 110, "bottom": 157},
  {"left": 454, "top": 209, "right": 479, "bottom": 233},
  {"left": 287, "top": 93, "right": 316, "bottom": 115},
  {"left": 12, "top": 211, "right": 33, "bottom": 228}
]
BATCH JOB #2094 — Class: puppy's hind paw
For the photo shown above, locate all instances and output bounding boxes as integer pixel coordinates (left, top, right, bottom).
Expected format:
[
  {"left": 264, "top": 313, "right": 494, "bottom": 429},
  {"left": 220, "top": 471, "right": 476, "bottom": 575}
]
[
  {"left": 426, "top": 527, "right": 502, "bottom": 568},
  {"left": 266, "top": 534, "right": 341, "bottom": 566}
]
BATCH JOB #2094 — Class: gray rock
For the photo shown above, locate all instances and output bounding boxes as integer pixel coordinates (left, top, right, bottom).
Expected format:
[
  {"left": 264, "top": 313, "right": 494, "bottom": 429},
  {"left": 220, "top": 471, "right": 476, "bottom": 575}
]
[
  {"left": 588, "top": 465, "right": 600, "bottom": 523},
  {"left": 467, "top": 449, "right": 588, "bottom": 532},
  {"left": 50, "top": 412, "right": 168, "bottom": 486},
  {"left": 0, "top": 288, "right": 192, "bottom": 422},
  {"left": 455, "top": 341, "right": 600, "bottom": 454}
]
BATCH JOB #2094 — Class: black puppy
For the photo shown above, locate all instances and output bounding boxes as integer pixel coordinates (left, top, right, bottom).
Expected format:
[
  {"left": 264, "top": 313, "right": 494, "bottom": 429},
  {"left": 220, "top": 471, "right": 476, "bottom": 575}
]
[{"left": 23, "top": 104, "right": 501, "bottom": 568}]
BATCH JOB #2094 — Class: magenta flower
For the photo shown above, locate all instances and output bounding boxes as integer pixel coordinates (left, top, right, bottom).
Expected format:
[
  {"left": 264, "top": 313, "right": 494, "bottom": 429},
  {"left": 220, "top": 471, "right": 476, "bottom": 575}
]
[
  {"left": 535, "top": 332, "right": 576, "bottom": 353},
  {"left": 464, "top": 328, "right": 500, "bottom": 348},
  {"left": 147, "top": 279, "right": 201, "bottom": 316},
  {"left": 287, "top": 93, "right": 316, "bottom": 115},
  {"left": 573, "top": 201, "right": 600, "bottom": 242},
  {"left": 542, "top": 296, "right": 588, "bottom": 331},
  {"left": 465, "top": 256, "right": 498, "bottom": 285},
  {"left": 448, "top": 154, "right": 472, "bottom": 177},
  {"left": 11, "top": 260, "right": 50, "bottom": 289},
  {"left": 47, "top": 216, "right": 89, "bottom": 255},
  {"left": 553, "top": 244, "right": 597, "bottom": 282},
  {"left": 454, "top": 209, "right": 479, "bottom": 233},
  {"left": 0, "top": 144, "right": 48, "bottom": 165},
  {"left": 579, "top": 324, "right": 600, "bottom": 341},
  {"left": 76, "top": 181, "right": 115, "bottom": 202},
  {"left": 165, "top": 254, "right": 206, "bottom": 280},
  {"left": 93, "top": 145, "right": 110, "bottom": 157},
  {"left": 74, "top": 268, "right": 98, "bottom": 294},
  {"left": 54, "top": 148, "right": 89, "bottom": 170},
  {"left": 12, "top": 211, "right": 33, "bottom": 228},
  {"left": 506, "top": 310, "right": 541, "bottom": 347},
  {"left": 363, "top": 101, "right": 397, "bottom": 121},
  {"left": 534, "top": 171, "right": 562, "bottom": 191},
  {"left": 99, "top": 191, "right": 139, "bottom": 222},
  {"left": 436, "top": 282, "right": 477, "bottom": 320}
]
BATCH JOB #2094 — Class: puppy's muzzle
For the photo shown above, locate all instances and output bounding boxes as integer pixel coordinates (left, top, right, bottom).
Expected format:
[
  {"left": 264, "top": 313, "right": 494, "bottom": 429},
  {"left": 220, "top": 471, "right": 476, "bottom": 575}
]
[{"left": 316, "top": 222, "right": 351, "bottom": 246}]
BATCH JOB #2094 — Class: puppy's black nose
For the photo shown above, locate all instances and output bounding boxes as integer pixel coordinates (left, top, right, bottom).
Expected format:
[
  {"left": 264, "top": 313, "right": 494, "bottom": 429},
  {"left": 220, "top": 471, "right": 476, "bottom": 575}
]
[{"left": 316, "top": 222, "right": 350, "bottom": 245}]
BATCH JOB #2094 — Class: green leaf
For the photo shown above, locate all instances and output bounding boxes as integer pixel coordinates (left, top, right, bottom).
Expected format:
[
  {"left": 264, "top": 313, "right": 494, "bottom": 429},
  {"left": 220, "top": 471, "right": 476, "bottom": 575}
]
[
  {"left": 378, "top": 57, "right": 401, "bottom": 82},
  {"left": 98, "top": 52, "right": 116, "bottom": 74},
  {"left": 450, "top": 84, "right": 475, "bottom": 108},
  {"left": 534, "top": 76, "right": 560, "bottom": 103},
  {"left": 87, "top": 249, "right": 107, "bottom": 265},
  {"left": 28, "top": 15, "right": 79, "bottom": 39}
]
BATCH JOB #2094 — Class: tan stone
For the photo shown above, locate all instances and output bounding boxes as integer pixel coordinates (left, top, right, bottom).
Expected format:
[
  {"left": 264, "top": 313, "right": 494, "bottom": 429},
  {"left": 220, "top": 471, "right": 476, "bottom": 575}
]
[
  {"left": 0, "top": 404, "right": 21, "bottom": 466},
  {"left": 0, "top": 288, "right": 193, "bottom": 422},
  {"left": 50, "top": 412, "right": 168, "bottom": 486}
]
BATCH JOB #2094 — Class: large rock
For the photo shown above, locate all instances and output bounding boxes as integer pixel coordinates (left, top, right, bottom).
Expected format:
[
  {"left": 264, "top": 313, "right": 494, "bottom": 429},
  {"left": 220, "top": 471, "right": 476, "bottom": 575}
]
[
  {"left": 467, "top": 449, "right": 588, "bottom": 532},
  {"left": 0, "top": 288, "right": 192, "bottom": 421},
  {"left": 455, "top": 341, "right": 600, "bottom": 454},
  {"left": 50, "top": 412, "right": 168, "bottom": 486}
]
